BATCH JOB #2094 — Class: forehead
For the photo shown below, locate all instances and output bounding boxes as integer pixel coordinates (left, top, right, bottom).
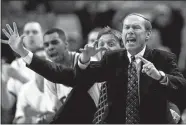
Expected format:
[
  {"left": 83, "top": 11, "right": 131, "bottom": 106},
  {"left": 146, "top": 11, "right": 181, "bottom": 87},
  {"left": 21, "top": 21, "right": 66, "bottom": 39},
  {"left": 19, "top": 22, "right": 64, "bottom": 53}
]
[
  {"left": 123, "top": 15, "right": 145, "bottom": 26},
  {"left": 99, "top": 34, "right": 118, "bottom": 43},
  {"left": 43, "top": 32, "right": 60, "bottom": 42},
  {"left": 24, "top": 23, "right": 42, "bottom": 32},
  {"left": 89, "top": 32, "right": 99, "bottom": 39}
]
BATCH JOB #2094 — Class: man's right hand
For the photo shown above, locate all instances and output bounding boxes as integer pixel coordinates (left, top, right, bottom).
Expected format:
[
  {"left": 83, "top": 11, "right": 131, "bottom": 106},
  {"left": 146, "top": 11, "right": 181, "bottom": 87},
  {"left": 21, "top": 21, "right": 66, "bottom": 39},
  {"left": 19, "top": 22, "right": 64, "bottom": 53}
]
[
  {"left": 1, "top": 22, "right": 29, "bottom": 57},
  {"left": 79, "top": 41, "right": 107, "bottom": 64}
]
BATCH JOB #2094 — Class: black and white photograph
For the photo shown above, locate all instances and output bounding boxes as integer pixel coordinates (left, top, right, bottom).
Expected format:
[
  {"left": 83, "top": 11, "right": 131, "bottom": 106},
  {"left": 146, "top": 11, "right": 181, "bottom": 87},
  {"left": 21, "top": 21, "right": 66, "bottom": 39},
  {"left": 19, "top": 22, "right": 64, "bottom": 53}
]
[{"left": 1, "top": 0, "right": 186, "bottom": 124}]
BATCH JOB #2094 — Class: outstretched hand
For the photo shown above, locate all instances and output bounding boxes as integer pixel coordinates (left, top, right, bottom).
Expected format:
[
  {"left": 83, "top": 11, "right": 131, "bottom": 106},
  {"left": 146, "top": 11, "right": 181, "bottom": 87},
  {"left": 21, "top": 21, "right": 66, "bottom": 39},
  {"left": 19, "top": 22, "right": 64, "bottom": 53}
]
[
  {"left": 1, "top": 22, "right": 28, "bottom": 57},
  {"left": 79, "top": 41, "right": 107, "bottom": 63}
]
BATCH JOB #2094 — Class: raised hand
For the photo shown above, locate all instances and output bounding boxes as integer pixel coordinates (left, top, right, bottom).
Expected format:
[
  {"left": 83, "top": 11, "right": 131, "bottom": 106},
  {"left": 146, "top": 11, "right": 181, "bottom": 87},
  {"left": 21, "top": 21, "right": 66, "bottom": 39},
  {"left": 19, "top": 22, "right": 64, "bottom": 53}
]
[
  {"left": 137, "top": 56, "right": 161, "bottom": 81},
  {"left": 1, "top": 22, "right": 28, "bottom": 57},
  {"left": 79, "top": 41, "right": 107, "bottom": 63}
]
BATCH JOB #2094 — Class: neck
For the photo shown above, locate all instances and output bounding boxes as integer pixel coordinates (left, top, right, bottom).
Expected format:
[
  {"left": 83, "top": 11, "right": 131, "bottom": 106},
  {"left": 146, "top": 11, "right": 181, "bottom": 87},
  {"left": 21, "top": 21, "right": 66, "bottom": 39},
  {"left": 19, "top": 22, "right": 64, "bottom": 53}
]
[{"left": 57, "top": 51, "right": 72, "bottom": 66}]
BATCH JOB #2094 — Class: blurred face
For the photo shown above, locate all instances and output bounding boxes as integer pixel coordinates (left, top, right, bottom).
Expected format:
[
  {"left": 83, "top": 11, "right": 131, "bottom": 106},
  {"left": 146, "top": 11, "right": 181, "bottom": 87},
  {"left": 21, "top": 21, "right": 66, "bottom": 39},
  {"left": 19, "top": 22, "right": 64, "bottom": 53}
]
[
  {"left": 122, "top": 15, "right": 150, "bottom": 55},
  {"left": 23, "top": 23, "right": 43, "bottom": 52},
  {"left": 88, "top": 31, "right": 99, "bottom": 44},
  {"left": 43, "top": 32, "right": 67, "bottom": 62},
  {"left": 97, "top": 34, "right": 121, "bottom": 59},
  {"left": 154, "top": 5, "right": 171, "bottom": 27}
]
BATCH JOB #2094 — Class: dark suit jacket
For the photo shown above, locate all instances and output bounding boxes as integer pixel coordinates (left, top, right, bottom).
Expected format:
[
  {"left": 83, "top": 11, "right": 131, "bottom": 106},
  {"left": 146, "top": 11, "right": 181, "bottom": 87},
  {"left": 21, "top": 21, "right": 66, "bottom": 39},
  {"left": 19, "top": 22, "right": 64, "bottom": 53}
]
[
  {"left": 75, "top": 47, "right": 186, "bottom": 124},
  {"left": 26, "top": 47, "right": 186, "bottom": 124}
]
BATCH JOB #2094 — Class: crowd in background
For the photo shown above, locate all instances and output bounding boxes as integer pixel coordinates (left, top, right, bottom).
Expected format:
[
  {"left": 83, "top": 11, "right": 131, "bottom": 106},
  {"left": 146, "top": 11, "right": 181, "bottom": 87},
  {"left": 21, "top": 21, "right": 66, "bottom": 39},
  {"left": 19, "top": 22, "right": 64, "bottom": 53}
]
[{"left": 1, "top": 0, "right": 186, "bottom": 124}]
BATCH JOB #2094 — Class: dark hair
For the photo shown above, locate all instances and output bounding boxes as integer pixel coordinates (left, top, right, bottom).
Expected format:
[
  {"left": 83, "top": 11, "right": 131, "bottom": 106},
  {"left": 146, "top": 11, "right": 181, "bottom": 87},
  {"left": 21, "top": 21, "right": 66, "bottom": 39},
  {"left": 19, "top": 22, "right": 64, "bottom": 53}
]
[
  {"left": 43, "top": 28, "right": 66, "bottom": 41},
  {"left": 88, "top": 27, "right": 102, "bottom": 35},
  {"left": 97, "top": 26, "right": 124, "bottom": 48},
  {"left": 124, "top": 13, "right": 152, "bottom": 31}
]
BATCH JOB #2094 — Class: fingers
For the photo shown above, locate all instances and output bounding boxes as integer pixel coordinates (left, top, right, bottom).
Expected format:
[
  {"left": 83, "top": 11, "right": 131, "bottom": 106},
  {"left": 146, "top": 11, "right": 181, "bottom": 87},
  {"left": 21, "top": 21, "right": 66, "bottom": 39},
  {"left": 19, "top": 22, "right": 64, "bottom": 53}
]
[
  {"left": 143, "top": 63, "right": 152, "bottom": 69},
  {"left": 145, "top": 65, "right": 154, "bottom": 75},
  {"left": 20, "top": 35, "right": 26, "bottom": 43},
  {"left": 137, "top": 56, "right": 149, "bottom": 64},
  {"left": 92, "top": 40, "right": 98, "bottom": 48},
  {"left": 142, "top": 63, "right": 153, "bottom": 73},
  {"left": 2, "top": 29, "right": 10, "bottom": 38},
  {"left": 1, "top": 39, "right": 8, "bottom": 44},
  {"left": 84, "top": 44, "right": 88, "bottom": 49},
  {"left": 13, "top": 22, "right": 19, "bottom": 36},
  {"left": 79, "top": 44, "right": 89, "bottom": 52},
  {"left": 6, "top": 24, "right": 14, "bottom": 35},
  {"left": 96, "top": 47, "right": 107, "bottom": 53},
  {"left": 79, "top": 48, "right": 85, "bottom": 53}
]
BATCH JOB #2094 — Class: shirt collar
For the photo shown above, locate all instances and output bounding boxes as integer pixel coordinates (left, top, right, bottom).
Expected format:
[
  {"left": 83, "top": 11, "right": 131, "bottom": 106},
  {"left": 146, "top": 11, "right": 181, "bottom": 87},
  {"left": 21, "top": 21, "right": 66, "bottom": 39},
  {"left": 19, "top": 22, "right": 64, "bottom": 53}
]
[{"left": 127, "top": 45, "right": 146, "bottom": 64}]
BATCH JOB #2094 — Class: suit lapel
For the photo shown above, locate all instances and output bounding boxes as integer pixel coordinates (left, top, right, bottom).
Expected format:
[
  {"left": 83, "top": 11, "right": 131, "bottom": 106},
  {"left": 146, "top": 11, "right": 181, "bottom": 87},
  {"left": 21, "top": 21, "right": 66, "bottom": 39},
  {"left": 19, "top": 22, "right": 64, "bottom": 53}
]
[
  {"left": 118, "top": 49, "right": 129, "bottom": 77},
  {"left": 139, "top": 47, "right": 154, "bottom": 99}
]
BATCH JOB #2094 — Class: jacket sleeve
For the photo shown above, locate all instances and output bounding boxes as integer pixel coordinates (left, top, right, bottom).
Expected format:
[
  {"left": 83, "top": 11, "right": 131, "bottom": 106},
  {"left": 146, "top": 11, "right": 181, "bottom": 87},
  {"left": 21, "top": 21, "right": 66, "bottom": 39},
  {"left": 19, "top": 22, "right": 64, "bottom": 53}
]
[
  {"left": 162, "top": 52, "right": 186, "bottom": 110},
  {"left": 26, "top": 54, "right": 76, "bottom": 87},
  {"left": 165, "top": 52, "right": 186, "bottom": 89},
  {"left": 75, "top": 54, "right": 109, "bottom": 86}
]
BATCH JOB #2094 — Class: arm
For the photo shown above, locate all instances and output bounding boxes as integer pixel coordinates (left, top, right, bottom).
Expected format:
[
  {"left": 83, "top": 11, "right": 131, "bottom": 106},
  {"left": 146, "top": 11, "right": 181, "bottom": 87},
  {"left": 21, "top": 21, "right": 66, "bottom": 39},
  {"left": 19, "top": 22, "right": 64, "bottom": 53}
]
[
  {"left": 165, "top": 53, "right": 186, "bottom": 89},
  {"left": 26, "top": 53, "right": 76, "bottom": 86},
  {"left": 1, "top": 66, "right": 16, "bottom": 110},
  {"left": 162, "top": 53, "right": 186, "bottom": 110},
  {"left": 13, "top": 89, "right": 32, "bottom": 124},
  {"left": 1, "top": 80, "right": 16, "bottom": 110},
  {"left": 1, "top": 77, "right": 16, "bottom": 124},
  {"left": 75, "top": 52, "right": 109, "bottom": 85},
  {"left": 7, "top": 66, "right": 29, "bottom": 83}
]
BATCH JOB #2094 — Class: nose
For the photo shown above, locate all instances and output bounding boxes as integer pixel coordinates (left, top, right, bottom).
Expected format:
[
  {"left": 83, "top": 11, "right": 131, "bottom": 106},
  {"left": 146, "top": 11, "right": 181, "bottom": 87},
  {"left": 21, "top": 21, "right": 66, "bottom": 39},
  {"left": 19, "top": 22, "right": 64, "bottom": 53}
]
[
  {"left": 103, "top": 45, "right": 110, "bottom": 51},
  {"left": 127, "top": 27, "right": 134, "bottom": 34},
  {"left": 48, "top": 44, "right": 54, "bottom": 51}
]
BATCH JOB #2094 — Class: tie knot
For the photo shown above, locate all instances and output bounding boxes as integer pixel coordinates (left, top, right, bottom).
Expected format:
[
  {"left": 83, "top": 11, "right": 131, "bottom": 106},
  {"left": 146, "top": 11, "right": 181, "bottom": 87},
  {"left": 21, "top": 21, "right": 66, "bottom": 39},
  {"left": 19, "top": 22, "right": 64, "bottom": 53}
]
[{"left": 131, "top": 56, "right": 135, "bottom": 62}]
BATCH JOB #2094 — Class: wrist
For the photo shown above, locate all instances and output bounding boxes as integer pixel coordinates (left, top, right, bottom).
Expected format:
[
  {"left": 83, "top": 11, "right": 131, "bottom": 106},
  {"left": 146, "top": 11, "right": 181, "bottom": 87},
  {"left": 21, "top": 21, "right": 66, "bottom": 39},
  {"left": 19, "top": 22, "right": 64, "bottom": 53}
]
[
  {"left": 80, "top": 54, "right": 90, "bottom": 64},
  {"left": 18, "top": 47, "right": 29, "bottom": 57},
  {"left": 158, "top": 71, "right": 166, "bottom": 82}
]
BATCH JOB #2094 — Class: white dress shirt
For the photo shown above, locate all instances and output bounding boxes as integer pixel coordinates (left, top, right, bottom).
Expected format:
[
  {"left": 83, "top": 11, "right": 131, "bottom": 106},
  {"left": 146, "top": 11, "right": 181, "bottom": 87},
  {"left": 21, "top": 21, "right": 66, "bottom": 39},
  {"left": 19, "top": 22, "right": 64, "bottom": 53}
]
[
  {"left": 7, "top": 58, "right": 36, "bottom": 97},
  {"left": 14, "top": 80, "right": 57, "bottom": 123}
]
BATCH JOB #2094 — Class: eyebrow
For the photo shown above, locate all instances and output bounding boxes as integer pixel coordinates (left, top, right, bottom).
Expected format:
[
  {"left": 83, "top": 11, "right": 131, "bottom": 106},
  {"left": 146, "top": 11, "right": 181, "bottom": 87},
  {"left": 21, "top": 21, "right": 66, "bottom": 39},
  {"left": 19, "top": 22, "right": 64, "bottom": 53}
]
[{"left": 124, "top": 23, "right": 141, "bottom": 26}]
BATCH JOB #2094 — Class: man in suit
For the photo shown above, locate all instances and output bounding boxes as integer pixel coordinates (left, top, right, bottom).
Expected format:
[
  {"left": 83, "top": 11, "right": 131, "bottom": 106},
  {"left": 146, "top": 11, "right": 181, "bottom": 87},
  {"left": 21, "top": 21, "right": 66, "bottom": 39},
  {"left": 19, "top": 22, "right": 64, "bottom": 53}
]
[
  {"left": 2, "top": 13, "right": 186, "bottom": 124},
  {"left": 75, "top": 13, "right": 186, "bottom": 123}
]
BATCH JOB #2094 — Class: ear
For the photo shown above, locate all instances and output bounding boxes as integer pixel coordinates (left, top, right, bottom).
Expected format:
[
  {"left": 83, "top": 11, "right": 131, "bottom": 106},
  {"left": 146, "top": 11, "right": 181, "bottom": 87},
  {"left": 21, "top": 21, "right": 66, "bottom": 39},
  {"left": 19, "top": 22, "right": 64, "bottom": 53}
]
[{"left": 146, "top": 30, "right": 151, "bottom": 41}]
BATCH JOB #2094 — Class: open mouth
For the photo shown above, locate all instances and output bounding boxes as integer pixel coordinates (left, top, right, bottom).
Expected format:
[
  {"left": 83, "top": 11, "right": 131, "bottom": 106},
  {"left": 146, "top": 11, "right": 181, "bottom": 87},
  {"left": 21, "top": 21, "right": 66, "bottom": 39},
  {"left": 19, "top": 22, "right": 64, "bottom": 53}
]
[
  {"left": 48, "top": 52, "right": 58, "bottom": 58},
  {"left": 126, "top": 37, "right": 136, "bottom": 43}
]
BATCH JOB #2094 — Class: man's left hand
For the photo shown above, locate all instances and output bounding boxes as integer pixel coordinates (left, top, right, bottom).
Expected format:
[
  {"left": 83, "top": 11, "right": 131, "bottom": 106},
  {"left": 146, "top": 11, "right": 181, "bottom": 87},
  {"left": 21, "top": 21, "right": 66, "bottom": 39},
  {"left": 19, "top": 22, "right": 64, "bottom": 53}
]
[{"left": 137, "top": 56, "right": 161, "bottom": 80}]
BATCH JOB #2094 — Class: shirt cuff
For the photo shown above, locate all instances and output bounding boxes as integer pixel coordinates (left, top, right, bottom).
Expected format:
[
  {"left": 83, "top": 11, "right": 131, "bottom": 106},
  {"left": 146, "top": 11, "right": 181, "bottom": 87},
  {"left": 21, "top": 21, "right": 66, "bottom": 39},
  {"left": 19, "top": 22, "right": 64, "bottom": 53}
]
[
  {"left": 78, "top": 58, "right": 90, "bottom": 69},
  {"left": 22, "top": 51, "right": 33, "bottom": 65},
  {"left": 159, "top": 71, "right": 169, "bottom": 85}
]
